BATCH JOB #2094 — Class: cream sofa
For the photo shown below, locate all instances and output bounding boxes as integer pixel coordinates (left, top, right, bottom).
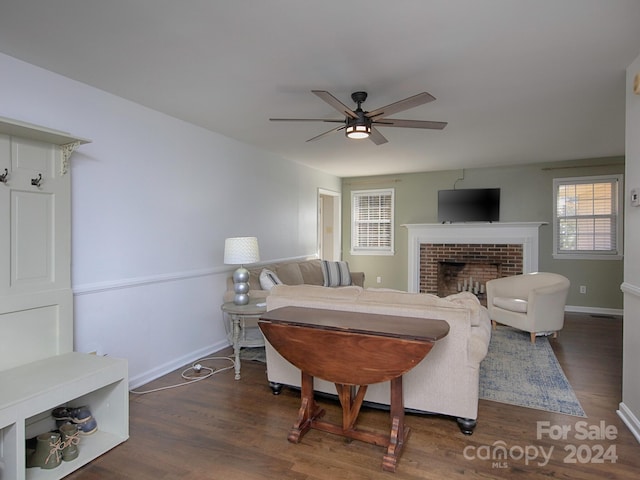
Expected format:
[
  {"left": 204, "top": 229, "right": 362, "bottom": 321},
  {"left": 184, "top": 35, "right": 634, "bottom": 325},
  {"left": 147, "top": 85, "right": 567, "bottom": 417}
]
[
  {"left": 223, "top": 258, "right": 364, "bottom": 303},
  {"left": 264, "top": 284, "right": 492, "bottom": 434}
]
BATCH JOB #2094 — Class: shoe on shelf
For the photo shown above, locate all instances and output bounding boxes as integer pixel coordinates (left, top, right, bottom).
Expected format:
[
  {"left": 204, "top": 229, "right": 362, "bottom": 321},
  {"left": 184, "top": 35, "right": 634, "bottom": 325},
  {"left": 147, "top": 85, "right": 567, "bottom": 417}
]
[
  {"left": 52, "top": 405, "right": 98, "bottom": 435},
  {"left": 59, "top": 423, "right": 80, "bottom": 461},
  {"left": 56, "top": 417, "right": 98, "bottom": 435},
  {"left": 26, "top": 432, "right": 62, "bottom": 469},
  {"left": 77, "top": 416, "right": 98, "bottom": 435},
  {"left": 51, "top": 406, "right": 93, "bottom": 424}
]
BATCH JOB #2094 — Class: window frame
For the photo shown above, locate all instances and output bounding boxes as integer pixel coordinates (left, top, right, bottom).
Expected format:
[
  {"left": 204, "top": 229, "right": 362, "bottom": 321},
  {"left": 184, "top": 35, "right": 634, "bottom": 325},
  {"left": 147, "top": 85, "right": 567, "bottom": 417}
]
[
  {"left": 552, "top": 174, "right": 623, "bottom": 260},
  {"left": 350, "top": 188, "right": 395, "bottom": 256}
]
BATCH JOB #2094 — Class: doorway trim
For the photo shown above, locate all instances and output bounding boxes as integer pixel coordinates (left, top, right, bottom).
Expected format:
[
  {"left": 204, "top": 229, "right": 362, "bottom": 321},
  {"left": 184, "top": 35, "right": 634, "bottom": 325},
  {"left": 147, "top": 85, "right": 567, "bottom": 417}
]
[{"left": 318, "top": 188, "right": 341, "bottom": 261}]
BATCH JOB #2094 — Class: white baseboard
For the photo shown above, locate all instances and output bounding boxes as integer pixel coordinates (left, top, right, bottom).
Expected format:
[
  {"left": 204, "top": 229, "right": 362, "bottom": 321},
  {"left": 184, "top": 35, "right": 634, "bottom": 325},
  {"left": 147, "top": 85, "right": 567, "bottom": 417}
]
[
  {"left": 128, "top": 340, "right": 229, "bottom": 390},
  {"left": 565, "top": 305, "right": 623, "bottom": 317},
  {"left": 617, "top": 402, "right": 640, "bottom": 444}
]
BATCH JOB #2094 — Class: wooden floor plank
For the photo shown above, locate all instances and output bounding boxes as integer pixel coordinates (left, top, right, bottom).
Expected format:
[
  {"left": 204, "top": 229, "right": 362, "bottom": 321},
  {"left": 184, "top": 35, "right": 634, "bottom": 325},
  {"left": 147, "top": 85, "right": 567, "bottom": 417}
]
[{"left": 64, "top": 313, "right": 638, "bottom": 479}]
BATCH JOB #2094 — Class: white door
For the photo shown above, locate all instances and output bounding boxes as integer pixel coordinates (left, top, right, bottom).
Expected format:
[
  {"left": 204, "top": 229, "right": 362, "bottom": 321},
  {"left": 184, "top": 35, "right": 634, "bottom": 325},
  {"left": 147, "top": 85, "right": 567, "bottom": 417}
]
[{"left": 0, "top": 134, "right": 73, "bottom": 370}]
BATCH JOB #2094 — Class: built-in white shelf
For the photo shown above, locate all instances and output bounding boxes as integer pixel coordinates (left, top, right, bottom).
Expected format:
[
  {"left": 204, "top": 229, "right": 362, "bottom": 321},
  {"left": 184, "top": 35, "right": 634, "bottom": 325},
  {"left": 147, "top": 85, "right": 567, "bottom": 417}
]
[
  {"left": 0, "top": 353, "right": 128, "bottom": 480},
  {"left": 1, "top": 116, "right": 124, "bottom": 479},
  {"left": 0, "top": 116, "right": 91, "bottom": 146}
]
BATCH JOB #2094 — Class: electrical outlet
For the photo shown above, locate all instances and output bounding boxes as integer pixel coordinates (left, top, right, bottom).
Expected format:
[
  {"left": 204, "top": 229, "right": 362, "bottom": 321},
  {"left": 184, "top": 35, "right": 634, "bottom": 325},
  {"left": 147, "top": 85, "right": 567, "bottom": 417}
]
[
  {"left": 376, "top": 276, "right": 382, "bottom": 284},
  {"left": 86, "top": 344, "right": 102, "bottom": 355},
  {"left": 579, "top": 285, "right": 587, "bottom": 294}
]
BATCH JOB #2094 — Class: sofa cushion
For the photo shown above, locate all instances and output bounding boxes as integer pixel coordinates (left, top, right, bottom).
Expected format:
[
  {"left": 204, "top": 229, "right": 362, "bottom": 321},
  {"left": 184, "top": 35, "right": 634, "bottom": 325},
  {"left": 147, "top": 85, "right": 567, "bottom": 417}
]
[
  {"left": 359, "top": 289, "right": 486, "bottom": 327},
  {"left": 321, "top": 260, "right": 352, "bottom": 287},
  {"left": 259, "top": 269, "right": 283, "bottom": 291},
  {"left": 493, "top": 296, "right": 528, "bottom": 313},
  {"left": 275, "top": 263, "right": 305, "bottom": 285},
  {"left": 360, "top": 288, "right": 442, "bottom": 306},
  {"left": 298, "top": 259, "right": 324, "bottom": 285},
  {"left": 269, "top": 284, "right": 362, "bottom": 301},
  {"left": 247, "top": 268, "right": 262, "bottom": 292}
]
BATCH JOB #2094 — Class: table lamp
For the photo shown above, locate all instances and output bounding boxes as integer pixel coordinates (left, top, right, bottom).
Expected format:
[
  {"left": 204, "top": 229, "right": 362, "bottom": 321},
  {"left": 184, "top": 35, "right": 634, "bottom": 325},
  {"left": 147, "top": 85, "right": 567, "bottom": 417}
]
[{"left": 224, "top": 236, "right": 260, "bottom": 305}]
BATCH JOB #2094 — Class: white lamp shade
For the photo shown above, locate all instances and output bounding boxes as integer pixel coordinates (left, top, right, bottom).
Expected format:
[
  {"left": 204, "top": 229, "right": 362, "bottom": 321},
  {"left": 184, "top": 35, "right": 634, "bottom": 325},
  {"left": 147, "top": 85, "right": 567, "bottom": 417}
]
[{"left": 224, "top": 237, "right": 260, "bottom": 265}]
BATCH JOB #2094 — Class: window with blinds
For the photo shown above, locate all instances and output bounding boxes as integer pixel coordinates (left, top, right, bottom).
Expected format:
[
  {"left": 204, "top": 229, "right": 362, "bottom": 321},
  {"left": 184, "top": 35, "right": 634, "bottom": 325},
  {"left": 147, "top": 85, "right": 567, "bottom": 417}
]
[
  {"left": 351, "top": 189, "right": 394, "bottom": 255},
  {"left": 553, "top": 175, "right": 623, "bottom": 260}
]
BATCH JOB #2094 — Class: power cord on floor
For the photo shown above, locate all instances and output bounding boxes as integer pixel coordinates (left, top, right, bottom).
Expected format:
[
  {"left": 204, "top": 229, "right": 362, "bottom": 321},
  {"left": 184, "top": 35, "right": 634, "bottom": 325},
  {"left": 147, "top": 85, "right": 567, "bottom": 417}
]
[{"left": 129, "top": 356, "right": 236, "bottom": 395}]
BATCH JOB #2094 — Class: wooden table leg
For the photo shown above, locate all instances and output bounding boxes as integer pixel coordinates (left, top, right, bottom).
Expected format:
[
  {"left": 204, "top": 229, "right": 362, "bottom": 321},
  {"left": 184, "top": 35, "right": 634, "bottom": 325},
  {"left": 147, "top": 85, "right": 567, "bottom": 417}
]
[
  {"left": 383, "top": 376, "right": 410, "bottom": 472},
  {"left": 290, "top": 374, "right": 409, "bottom": 472},
  {"left": 288, "top": 371, "right": 325, "bottom": 443},
  {"left": 336, "top": 383, "right": 367, "bottom": 433}
]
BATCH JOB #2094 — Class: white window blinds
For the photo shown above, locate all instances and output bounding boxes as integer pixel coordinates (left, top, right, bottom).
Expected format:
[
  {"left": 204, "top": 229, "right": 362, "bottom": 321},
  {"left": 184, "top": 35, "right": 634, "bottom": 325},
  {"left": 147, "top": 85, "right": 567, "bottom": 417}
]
[
  {"left": 553, "top": 175, "right": 623, "bottom": 259},
  {"left": 351, "top": 189, "right": 394, "bottom": 255}
]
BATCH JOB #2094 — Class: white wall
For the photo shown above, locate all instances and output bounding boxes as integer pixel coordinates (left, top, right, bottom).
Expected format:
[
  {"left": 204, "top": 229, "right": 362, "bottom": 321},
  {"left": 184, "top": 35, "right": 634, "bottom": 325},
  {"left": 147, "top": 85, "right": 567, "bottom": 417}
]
[
  {"left": 0, "top": 53, "right": 341, "bottom": 387},
  {"left": 620, "top": 53, "right": 640, "bottom": 442}
]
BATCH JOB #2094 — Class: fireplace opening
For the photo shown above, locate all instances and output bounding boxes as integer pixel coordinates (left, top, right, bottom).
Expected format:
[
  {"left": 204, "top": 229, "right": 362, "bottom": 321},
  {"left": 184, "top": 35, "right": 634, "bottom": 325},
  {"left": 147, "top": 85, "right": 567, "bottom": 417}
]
[{"left": 437, "top": 261, "right": 500, "bottom": 300}]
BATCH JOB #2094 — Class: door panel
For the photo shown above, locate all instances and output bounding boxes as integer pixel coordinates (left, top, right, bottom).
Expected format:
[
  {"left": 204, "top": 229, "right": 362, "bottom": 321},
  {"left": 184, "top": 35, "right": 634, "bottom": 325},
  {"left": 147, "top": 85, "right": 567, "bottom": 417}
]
[
  {"left": 12, "top": 138, "right": 56, "bottom": 176},
  {"left": 0, "top": 304, "right": 64, "bottom": 370},
  {"left": 11, "top": 190, "right": 54, "bottom": 287}
]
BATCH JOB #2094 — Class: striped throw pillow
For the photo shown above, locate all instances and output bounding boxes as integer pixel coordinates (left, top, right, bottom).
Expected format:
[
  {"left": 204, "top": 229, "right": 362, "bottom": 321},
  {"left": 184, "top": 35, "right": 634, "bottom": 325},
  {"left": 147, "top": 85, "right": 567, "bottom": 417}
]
[{"left": 321, "top": 260, "right": 352, "bottom": 287}]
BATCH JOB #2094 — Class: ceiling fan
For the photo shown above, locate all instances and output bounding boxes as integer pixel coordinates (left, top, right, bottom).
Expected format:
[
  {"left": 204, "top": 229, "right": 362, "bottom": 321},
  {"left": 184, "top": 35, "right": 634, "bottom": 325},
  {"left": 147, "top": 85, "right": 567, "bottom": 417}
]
[{"left": 269, "top": 90, "right": 447, "bottom": 145}]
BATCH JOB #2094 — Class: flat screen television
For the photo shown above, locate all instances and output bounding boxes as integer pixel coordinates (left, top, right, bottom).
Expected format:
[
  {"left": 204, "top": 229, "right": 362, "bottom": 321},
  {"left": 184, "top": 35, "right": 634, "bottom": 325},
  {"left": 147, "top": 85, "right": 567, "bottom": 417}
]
[{"left": 437, "top": 188, "right": 500, "bottom": 223}]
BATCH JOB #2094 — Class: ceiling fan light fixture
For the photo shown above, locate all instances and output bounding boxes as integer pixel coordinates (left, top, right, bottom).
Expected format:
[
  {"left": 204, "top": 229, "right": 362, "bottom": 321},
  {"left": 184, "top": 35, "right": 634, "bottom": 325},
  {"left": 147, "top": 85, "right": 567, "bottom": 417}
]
[
  {"left": 345, "top": 123, "right": 371, "bottom": 139},
  {"left": 271, "top": 89, "right": 444, "bottom": 145}
]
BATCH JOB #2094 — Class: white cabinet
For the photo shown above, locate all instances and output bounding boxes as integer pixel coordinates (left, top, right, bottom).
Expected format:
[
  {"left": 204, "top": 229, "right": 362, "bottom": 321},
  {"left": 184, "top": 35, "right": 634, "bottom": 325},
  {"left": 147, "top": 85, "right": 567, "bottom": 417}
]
[
  {"left": 0, "top": 117, "right": 129, "bottom": 479},
  {"left": 0, "top": 117, "right": 84, "bottom": 370},
  {"left": 0, "top": 353, "right": 129, "bottom": 480}
]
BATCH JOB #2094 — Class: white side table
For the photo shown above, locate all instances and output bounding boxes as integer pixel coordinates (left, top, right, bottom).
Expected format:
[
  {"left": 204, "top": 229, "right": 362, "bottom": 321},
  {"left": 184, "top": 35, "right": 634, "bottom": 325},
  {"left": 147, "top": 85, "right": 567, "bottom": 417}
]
[{"left": 221, "top": 300, "right": 267, "bottom": 379}]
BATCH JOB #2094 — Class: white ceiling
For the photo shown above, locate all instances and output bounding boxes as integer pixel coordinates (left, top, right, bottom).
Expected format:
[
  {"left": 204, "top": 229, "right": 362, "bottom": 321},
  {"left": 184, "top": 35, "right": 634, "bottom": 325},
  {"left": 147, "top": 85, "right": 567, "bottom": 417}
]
[{"left": 1, "top": 0, "right": 639, "bottom": 177}]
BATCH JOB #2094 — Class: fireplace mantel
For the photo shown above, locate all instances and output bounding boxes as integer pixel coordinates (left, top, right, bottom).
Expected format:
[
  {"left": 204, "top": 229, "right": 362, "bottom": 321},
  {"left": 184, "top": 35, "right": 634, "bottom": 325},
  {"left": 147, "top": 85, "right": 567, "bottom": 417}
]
[{"left": 402, "top": 222, "right": 547, "bottom": 293}]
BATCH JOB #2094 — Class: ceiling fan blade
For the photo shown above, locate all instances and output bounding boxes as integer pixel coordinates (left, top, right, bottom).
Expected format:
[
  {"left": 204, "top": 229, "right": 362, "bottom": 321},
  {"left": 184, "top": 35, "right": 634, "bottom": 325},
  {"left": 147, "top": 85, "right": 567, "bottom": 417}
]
[
  {"left": 312, "top": 90, "right": 358, "bottom": 119},
  {"left": 270, "top": 118, "right": 344, "bottom": 123},
  {"left": 369, "top": 127, "right": 388, "bottom": 145},
  {"left": 374, "top": 119, "right": 447, "bottom": 130},
  {"left": 366, "top": 92, "right": 436, "bottom": 119},
  {"left": 305, "top": 125, "right": 345, "bottom": 142}
]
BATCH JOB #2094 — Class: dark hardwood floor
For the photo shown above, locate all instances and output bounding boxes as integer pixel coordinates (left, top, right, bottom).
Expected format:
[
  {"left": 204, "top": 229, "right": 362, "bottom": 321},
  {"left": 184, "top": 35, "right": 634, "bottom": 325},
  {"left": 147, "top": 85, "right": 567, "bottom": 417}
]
[{"left": 66, "top": 313, "right": 639, "bottom": 479}]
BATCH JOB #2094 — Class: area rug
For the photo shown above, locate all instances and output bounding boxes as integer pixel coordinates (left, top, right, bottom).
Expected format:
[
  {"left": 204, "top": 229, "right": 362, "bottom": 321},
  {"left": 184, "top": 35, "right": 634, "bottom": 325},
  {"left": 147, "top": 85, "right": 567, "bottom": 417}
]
[{"left": 479, "top": 327, "right": 586, "bottom": 417}]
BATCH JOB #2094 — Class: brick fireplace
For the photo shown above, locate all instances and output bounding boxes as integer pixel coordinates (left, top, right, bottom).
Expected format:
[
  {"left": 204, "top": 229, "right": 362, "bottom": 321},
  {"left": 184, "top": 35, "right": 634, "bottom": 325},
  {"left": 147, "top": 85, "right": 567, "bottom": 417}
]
[
  {"left": 403, "top": 222, "right": 545, "bottom": 294},
  {"left": 420, "top": 243, "right": 523, "bottom": 297}
]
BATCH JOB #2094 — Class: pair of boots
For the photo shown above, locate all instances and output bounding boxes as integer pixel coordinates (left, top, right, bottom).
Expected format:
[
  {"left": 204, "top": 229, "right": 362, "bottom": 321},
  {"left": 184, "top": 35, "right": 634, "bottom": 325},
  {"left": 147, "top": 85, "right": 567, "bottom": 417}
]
[{"left": 26, "top": 423, "right": 80, "bottom": 469}]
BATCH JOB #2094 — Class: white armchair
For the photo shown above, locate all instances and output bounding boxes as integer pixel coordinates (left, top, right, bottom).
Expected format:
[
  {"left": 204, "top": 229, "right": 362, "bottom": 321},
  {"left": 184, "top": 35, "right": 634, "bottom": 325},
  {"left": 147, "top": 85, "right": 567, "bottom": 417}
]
[{"left": 486, "top": 272, "right": 570, "bottom": 343}]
